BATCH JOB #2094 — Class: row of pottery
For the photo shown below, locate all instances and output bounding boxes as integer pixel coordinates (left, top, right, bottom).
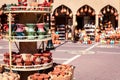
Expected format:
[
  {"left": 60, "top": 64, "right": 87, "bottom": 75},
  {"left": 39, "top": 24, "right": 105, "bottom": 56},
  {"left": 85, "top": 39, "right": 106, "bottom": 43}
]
[
  {"left": 3, "top": 23, "right": 49, "bottom": 39},
  {"left": 3, "top": 51, "right": 52, "bottom": 66},
  {"left": 28, "top": 64, "right": 74, "bottom": 80}
]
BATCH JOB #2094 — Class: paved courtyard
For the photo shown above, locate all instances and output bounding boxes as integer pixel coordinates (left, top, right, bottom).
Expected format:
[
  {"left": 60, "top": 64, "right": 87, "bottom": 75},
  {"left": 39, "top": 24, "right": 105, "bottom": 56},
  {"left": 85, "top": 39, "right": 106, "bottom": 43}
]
[{"left": 0, "top": 40, "right": 120, "bottom": 80}]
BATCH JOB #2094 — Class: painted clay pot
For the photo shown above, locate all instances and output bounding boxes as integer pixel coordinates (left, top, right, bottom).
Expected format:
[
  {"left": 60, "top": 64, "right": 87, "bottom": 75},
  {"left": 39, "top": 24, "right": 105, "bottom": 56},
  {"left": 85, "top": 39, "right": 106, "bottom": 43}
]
[
  {"left": 43, "top": 51, "right": 52, "bottom": 57},
  {"left": 26, "top": 23, "right": 36, "bottom": 39},
  {"left": 36, "top": 23, "right": 46, "bottom": 39}
]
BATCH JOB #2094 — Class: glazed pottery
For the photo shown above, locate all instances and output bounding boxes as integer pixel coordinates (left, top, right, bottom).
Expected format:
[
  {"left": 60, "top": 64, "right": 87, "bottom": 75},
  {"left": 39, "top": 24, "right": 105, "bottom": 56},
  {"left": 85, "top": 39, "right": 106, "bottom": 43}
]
[
  {"left": 15, "top": 23, "right": 25, "bottom": 39},
  {"left": 26, "top": 23, "right": 36, "bottom": 39},
  {"left": 36, "top": 23, "right": 46, "bottom": 39}
]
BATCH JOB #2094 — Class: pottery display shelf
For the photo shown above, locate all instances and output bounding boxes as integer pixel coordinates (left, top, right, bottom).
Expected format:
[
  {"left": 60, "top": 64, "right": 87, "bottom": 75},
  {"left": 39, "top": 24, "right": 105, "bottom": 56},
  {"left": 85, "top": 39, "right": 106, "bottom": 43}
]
[{"left": 3, "top": 7, "right": 52, "bottom": 73}]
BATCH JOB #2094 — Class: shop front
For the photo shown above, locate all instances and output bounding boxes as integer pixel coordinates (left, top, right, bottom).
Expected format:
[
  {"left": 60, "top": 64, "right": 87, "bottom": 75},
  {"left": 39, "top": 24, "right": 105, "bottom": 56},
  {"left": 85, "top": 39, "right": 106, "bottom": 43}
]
[{"left": 52, "top": 5, "right": 73, "bottom": 40}]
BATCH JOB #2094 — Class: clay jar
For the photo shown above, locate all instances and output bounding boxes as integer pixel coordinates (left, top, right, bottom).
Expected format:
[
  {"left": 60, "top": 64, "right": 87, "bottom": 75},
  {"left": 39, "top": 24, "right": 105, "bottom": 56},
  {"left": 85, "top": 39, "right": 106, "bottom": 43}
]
[
  {"left": 15, "top": 24, "right": 25, "bottom": 38},
  {"left": 33, "top": 53, "right": 42, "bottom": 65},
  {"left": 43, "top": 51, "right": 52, "bottom": 57},
  {"left": 36, "top": 23, "right": 46, "bottom": 39},
  {"left": 3, "top": 52, "right": 10, "bottom": 64},
  {"left": 21, "top": 54, "right": 33, "bottom": 65},
  {"left": 26, "top": 23, "right": 36, "bottom": 39},
  {"left": 15, "top": 54, "right": 23, "bottom": 66}
]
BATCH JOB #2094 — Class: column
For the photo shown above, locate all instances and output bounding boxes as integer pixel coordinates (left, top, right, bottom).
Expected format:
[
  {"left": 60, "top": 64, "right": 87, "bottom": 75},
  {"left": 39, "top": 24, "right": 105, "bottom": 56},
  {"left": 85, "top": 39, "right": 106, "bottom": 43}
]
[
  {"left": 95, "top": 14, "right": 99, "bottom": 28},
  {"left": 71, "top": 14, "right": 77, "bottom": 40},
  {"left": 118, "top": 13, "right": 120, "bottom": 28}
]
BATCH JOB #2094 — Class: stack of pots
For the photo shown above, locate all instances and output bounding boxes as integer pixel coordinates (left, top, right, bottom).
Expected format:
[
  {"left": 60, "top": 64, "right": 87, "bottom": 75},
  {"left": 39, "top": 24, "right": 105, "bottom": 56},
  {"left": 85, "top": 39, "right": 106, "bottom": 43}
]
[
  {"left": 48, "top": 64, "right": 74, "bottom": 80},
  {"left": 28, "top": 73, "right": 50, "bottom": 80},
  {"left": 3, "top": 51, "right": 53, "bottom": 66},
  {"left": 0, "top": 72, "right": 20, "bottom": 80},
  {"left": 28, "top": 64, "right": 74, "bottom": 80}
]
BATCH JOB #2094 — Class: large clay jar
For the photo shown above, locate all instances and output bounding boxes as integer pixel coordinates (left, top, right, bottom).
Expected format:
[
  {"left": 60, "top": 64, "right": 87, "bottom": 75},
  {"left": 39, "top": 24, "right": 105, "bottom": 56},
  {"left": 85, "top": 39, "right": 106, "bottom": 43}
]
[
  {"left": 26, "top": 23, "right": 36, "bottom": 39},
  {"left": 36, "top": 23, "right": 46, "bottom": 39}
]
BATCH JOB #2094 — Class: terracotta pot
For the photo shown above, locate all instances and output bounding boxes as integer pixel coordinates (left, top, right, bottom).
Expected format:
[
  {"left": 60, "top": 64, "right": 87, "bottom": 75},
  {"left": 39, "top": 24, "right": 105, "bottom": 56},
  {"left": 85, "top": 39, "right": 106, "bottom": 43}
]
[
  {"left": 15, "top": 57, "right": 23, "bottom": 63},
  {"left": 43, "top": 51, "right": 52, "bottom": 57},
  {"left": 87, "top": 40, "right": 92, "bottom": 44},
  {"left": 24, "top": 61, "right": 32, "bottom": 65},
  {"left": 34, "top": 57, "right": 41, "bottom": 65},
  {"left": 38, "top": 75, "right": 44, "bottom": 80},
  {"left": 4, "top": 52, "right": 9, "bottom": 58},
  {"left": 21, "top": 54, "right": 33, "bottom": 61},
  {"left": 15, "top": 54, "right": 22, "bottom": 58}
]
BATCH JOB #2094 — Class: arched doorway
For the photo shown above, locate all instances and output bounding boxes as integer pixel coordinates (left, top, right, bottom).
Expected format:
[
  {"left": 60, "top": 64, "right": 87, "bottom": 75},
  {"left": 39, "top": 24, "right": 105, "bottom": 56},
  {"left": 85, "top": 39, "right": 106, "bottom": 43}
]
[
  {"left": 53, "top": 5, "right": 73, "bottom": 40},
  {"left": 98, "top": 5, "right": 118, "bottom": 30},
  {"left": 76, "top": 5, "right": 95, "bottom": 30}
]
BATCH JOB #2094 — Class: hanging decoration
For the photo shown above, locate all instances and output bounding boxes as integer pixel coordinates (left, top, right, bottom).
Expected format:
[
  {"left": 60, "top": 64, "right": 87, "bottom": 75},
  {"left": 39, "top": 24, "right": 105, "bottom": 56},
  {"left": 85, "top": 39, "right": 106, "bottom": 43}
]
[
  {"left": 103, "top": 9, "right": 106, "bottom": 14},
  {"left": 88, "top": 8, "right": 92, "bottom": 13},
  {"left": 107, "top": 6, "right": 110, "bottom": 12},
  {"left": 115, "top": 16, "right": 118, "bottom": 20},
  {"left": 114, "top": 11, "right": 118, "bottom": 16},
  {"left": 111, "top": 8, "right": 114, "bottom": 14},
  {"left": 69, "top": 13, "right": 73, "bottom": 17},
  {"left": 76, "top": 11, "right": 80, "bottom": 16},
  {"left": 55, "top": 10, "right": 58, "bottom": 16},
  {"left": 84, "top": 6, "right": 87, "bottom": 12},
  {"left": 61, "top": 6, "right": 64, "bottom": 13},
  {"left": 80, "top": 8, "right": 83, "bottom": 13},
  {"left": 63, "top": 8, "right": 67, "bottom": 12},
  {"left": 66, "top": 9, "right": 69, "bottom": 15},
  {"left": 92, "top": 11, "right": 95, "bottom": 16}
]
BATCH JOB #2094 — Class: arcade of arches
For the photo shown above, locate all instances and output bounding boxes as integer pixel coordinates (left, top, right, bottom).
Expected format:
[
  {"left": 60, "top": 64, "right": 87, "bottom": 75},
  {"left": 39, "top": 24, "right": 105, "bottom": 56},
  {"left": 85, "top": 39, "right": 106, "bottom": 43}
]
[{"left": 52, "top": 5, "right": 118, "bottom": 40}]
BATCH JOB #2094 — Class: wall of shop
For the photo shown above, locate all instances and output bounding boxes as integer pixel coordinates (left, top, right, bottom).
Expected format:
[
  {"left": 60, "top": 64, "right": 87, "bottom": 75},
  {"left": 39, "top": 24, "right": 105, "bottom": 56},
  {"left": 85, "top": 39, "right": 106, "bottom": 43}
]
[{"left": 52, "top": 0, "right": 120, "bottom": 27}]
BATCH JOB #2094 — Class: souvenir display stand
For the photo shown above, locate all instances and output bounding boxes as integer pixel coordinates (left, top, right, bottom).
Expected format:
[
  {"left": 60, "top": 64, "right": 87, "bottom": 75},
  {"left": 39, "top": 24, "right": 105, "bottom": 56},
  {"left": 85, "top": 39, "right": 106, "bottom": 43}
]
[{"left": 3, "top": 6, "right": 53, "bottom": 80}]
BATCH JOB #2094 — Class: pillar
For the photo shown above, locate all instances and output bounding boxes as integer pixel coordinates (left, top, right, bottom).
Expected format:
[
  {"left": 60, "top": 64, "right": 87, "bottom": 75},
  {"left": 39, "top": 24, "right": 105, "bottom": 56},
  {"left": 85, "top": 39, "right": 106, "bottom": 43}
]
[
  {"left": 71, "top": 14, "right": 77, "bottom": 40},
  {"left": 95, "top": 14, "right": 99, "bottom": 28},
  {"left": 118, "top": 13, "right": 120, "bottom": 28}
]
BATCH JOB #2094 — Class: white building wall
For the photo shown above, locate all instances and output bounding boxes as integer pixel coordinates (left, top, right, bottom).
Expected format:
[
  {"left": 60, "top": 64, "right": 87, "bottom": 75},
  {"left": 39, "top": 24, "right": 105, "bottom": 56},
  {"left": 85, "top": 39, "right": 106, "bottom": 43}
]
[{"left": 0, "top": 0, "right": 120, "bottom": 26}]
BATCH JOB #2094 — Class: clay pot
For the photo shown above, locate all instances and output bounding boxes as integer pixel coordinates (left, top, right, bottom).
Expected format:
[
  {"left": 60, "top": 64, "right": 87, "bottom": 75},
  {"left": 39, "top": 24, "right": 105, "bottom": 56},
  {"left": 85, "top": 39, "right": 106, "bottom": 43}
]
[
  {"left": 4, "top": 52, "right": 9, "bottom": 58},
  {"left": 21, "top": 54, "right": 33, "bottom": 61},
  {"left": 15, "top": 58, "right": 23, "bottom": 63},
  {"left": 24, "top": 61, "right": 32, "bottom": 65},
  {"left": 34, "top": 57, "right": 41, "bottom": 65},
  {"left": 42, "top": 74, "right": 50, "bottom": 79},
  {"left": 38, "top": 75, "right": 44, "bottom": 80},
  {"left": 43, "top": 51, "right": 52, "bottom": 57},
  {"left": 87, "top": 40, "right": 92, "bottom": 44}
]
